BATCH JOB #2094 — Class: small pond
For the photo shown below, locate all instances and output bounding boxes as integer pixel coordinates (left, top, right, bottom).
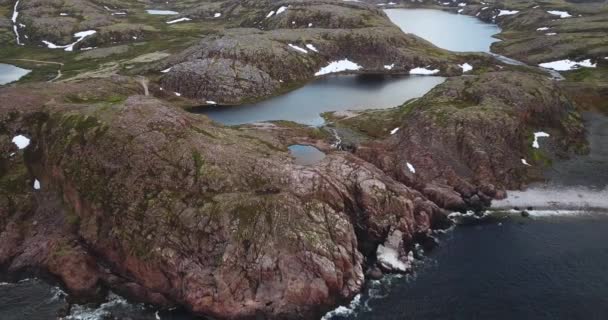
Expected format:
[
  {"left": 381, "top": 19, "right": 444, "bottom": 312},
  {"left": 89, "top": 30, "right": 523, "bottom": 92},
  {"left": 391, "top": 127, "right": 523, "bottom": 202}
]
[
  {"left": 0, "top": 63, "right": 30, "bottom": 85},
  {"left": 288, "top": 145, "right": 326, "bottom": 166}
]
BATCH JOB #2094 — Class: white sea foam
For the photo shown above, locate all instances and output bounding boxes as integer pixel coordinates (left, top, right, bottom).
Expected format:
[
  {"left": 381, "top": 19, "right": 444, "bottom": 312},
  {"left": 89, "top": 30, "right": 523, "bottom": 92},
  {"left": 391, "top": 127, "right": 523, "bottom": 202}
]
[{"left": 492, "top": 187, "right": 608, "bottom": 211}]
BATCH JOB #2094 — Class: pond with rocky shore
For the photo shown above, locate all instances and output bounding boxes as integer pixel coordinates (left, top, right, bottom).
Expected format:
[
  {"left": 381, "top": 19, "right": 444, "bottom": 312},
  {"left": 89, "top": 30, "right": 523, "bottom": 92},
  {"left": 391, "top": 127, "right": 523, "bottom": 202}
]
[{"left": 1, "top": 1, "right": 607, "bottom": 319}]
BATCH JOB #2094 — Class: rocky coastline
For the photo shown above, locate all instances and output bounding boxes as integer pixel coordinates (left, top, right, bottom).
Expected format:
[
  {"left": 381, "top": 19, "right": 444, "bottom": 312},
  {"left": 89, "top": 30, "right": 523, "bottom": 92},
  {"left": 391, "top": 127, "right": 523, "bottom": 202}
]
[{"left": 0, "top": 0, "right": 607, "bottom": 319}]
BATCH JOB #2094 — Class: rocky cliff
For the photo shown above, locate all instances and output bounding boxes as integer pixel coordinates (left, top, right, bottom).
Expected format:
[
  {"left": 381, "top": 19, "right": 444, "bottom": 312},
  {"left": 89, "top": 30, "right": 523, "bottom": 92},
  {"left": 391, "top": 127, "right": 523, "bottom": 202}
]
[{"left": 0, "top": 78, "right": 447, "bottom": 319}]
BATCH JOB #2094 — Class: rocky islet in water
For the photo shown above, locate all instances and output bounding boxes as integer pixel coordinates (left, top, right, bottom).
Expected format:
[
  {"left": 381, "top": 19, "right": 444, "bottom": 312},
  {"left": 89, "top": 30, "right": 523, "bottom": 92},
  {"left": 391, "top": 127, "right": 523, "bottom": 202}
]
[{"left": 0, "top": 0, "right": 607, "bottom": 319}]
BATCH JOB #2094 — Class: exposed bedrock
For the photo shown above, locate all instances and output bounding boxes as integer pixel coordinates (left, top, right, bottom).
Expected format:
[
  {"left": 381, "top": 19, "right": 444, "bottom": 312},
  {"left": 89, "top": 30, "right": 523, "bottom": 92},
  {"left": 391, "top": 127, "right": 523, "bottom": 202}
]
[
  {"left": 355, "top": 71, "right": 587, "bottom": 211},
  {"left": 0, "top": 79, "right": 447, "bottom": 319},
  {"left": 158, "top": 0, "right": 465, "bottom": 104}
]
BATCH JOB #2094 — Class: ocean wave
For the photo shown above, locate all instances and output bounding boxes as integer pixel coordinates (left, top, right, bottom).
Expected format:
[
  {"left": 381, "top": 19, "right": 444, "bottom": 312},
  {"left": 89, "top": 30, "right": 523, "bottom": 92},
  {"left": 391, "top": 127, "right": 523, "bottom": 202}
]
[{"left": 63, "top": 292, "right": 138, "bottom": 320}]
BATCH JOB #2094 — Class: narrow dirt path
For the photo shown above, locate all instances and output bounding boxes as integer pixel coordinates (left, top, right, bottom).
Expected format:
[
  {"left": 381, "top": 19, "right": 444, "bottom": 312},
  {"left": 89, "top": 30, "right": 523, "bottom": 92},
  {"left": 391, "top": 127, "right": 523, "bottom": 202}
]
[
  {"left": 137, "top": 76, "right": 150, "bottom": 96},
  {"left": 10, "top": 59, "right": 64, "bottom": 82}
]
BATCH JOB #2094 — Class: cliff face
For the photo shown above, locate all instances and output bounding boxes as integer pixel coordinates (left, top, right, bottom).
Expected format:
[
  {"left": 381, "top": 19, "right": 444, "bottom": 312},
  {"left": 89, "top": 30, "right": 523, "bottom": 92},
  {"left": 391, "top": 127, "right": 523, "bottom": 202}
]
[
  {"left": 353, "top": 71, "right": 586, "bottom": 211},
  {"left": 0, "top": 79, "right": 446, "bottom": 319}
]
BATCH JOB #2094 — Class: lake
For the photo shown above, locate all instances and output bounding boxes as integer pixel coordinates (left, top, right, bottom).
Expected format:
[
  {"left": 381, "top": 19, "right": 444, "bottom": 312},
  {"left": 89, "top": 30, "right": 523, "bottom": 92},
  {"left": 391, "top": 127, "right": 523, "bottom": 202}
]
[
  {"left": 289, "top": 145, "right": 326, "bottom": 166},
  {"left": 0, "top": 63, "right": 30, "bottom": 85},
  {"left": 194, "top": 74, "right": 445, "bottom": 126},
  {"left": 385, "top": 8, "right": 500, "bottom": 52}
]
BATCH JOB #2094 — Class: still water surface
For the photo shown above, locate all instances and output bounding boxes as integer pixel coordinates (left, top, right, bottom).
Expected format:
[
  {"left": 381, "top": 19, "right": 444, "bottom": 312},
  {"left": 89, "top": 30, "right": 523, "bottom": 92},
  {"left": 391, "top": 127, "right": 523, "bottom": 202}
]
[
  {"left": 195, "top": 75, "right": 444, "bottom": 126},
  {"left": 385, "top": 8, "right": 500, "bottom": 52},
  {"left": 0, "top": 63, "right": 30, "bottom": 85}
]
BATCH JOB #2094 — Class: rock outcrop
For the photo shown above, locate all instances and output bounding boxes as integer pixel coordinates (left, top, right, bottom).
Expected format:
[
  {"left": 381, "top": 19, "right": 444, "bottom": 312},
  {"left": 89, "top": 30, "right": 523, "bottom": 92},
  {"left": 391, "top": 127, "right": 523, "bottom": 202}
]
[
  {"left": 354, "top": 71, "right": 586, "bottom": 211},
  {"left": 158, "top": 0, "right": 463, "bottom": 104},
  {"left": 0, "top": 78, "right": 446, "bottom": 319}
]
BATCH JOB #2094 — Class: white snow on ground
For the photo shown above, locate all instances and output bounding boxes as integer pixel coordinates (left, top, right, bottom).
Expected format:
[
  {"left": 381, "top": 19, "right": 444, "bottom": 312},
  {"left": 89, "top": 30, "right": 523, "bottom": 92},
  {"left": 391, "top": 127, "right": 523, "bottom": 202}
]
[
  {"left": 33, "top": 179, "right": 41, "bottom": 190},
  {"left": 305, "top": 44, "right": 318, "bottom": 52},
  {"left": 12, "top": 0, "right": 22, "bottom": 45},
  {"left": 498, "top": 10, "right": 519, "bottom": 16},
  {"left": 174, "top": 92, "right": 181, "bottom": 96},
  {"left": 166, "top": 17, "right": 191, "bottom": 24},
  {"left": 409, "top": 67, "right": 439, "bottom": 75},
  {"left": 546, "top": 32, "right": 557, "bottom": 36},
  {"left": 146, "top": 10, "right": 178, "bottom": 15},
  {"left": 384, "top": 63, "right": 395, "bottom": 70},
  {"left": 12, "top": 1, "right": 19, "bottom": 23},
  {"left": 458, "top": 9, "right": 464, "bottom": 13},
  {"left": 521, "top": 158, "right": 532, "bottom": 166},
  {"left": 42, "top": 30, "right": 96, "bottom": 51},
  {"left": 315, "top": 59, "right": 362, "bottom": 76},
  {"left": 214, "top": 12, "right": 221, "bottom": 18},
  {"left": 266, "top": 10, "right": 275, "bottom": 18},
  {"left": 206, "top": 100, "right": 217, "bottom": 105},
  {"left": 458, "top": 2, "right": 467, "bottom": 6},
  {"left": 308, "top": 22, "right": 313, "bottom": 27},
  {"left": 547, "top": 10, "right": 572, "bottom": 18},
  {"left": 537, "top": 27, "right": 549, "bottom": 31},
  {"left": 532, "top": 131, "right": 550, "bottom": 148},
  {"left": 390, "top": 127, "right": 399, "bottom": 134},
  {"left": 288, "top": 44, "right": 308, "bottom": 54},
  {"left": 538, "top": 59, "right": 596, "bottom": 71},
  {"left": 460, "top": 63, "right": 473, "bottom": 72},
  {"left": 12, "top": 135, "right": 30, "bottom": 149},
  {"left": 407, "top": 162, "right": 416, "bottom": 173},
  {"left": 276, "top": 6, "right": 288, "bottom": 14},
  {"left": 161, "top": 67, "right": 172, "bottom": 73}
]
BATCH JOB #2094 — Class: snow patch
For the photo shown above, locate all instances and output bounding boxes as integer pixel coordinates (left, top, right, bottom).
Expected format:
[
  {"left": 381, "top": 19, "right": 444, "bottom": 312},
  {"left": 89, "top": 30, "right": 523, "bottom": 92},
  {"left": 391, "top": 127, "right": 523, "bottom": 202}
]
[
  {"left": 390, "top": 127, "right": 399, "bottom": 135},
  {"left": 315, "top": 59, "right": 362, "bottom": 76},
  {"left": 384, "top": 63, "right": 395, "bottom": 70},
  {"left": 497, "top": 10, "right": 519, "bottom": 16},
  {"left": 11, "top": 0, "right": 23, "bottom": 45},
  {"left": 42, "top": 30, "right": 97, "bottom": 51},
  {"left": 521, "top": 158, "right": 532, "bottom": 166},
  {"left": 406, "top": 162, "right": 416, "bottom": 173},
  {"left": 276, "top": 6, "right": 288, "bottom": 15},
  {"left": 409, "top": 67, "right": 439, "bottom": 75},
  {"left": 532, "top": 131, "right": 550, "bottom": 149},
  {"left": 538, "top": 59, "right": 596, "bottom": 71},
  {"left": 12, "top": 135, "right": 30, "bottom": 149},
  {"left": 146, "top": 10, "right": 178, "bottom": 15},
  {"left": 166, "top": 17, "right": 191, "bottom": 24},
  {"left": 288, "top": 44, "right": 308, "bottom": 54},
  {"left": 547, "top": 10, "right": 572, "bottom": 18},
  {"left": 305, "top": 44, "right": 318, "bottom": 52},
  {"left": 536, "top": 27, "right": 549, "bottom": 31},
  {"left": 266, "top": 10, "right": 275, "bottom": 18},
  {"left": 33, "top": 179, "right": 40, "bottom": 190},
  {"left": 214, "top": 12, "right": 221, "bottom": 18},
  {"left": 460, "top": 63, "right": 473, "bottom": 72}
]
